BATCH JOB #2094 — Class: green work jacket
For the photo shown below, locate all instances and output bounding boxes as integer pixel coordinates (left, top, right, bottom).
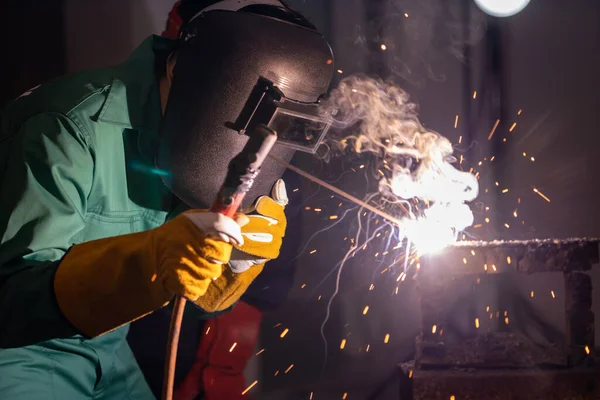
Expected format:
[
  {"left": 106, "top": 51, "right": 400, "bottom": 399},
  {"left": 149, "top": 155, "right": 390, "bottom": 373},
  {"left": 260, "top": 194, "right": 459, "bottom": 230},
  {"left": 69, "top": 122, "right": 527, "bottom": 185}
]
[{"left": 0, "top": 35, "right": 198, "bottom": 399}]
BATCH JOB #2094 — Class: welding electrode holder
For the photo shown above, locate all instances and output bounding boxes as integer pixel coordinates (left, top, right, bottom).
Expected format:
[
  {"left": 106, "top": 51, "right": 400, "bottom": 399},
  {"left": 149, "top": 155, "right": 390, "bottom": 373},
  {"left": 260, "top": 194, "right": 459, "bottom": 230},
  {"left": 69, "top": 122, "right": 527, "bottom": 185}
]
[
  {"left": 210, "top": 124, "right": 278, "bottom": 217},
  {"left": 162, "top": 124, "right": 278, "bottom": 400}
]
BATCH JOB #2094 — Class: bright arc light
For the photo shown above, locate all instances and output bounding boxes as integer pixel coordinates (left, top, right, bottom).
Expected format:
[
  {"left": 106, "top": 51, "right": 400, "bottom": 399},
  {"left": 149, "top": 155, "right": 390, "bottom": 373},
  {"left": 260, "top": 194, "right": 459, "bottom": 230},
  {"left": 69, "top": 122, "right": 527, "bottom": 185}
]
[
  {"left": 404, "top": 203, "right": 474, "bottom": 255},
  {"left": 474, "top": 0, "right": 531, "bottom": 17}
]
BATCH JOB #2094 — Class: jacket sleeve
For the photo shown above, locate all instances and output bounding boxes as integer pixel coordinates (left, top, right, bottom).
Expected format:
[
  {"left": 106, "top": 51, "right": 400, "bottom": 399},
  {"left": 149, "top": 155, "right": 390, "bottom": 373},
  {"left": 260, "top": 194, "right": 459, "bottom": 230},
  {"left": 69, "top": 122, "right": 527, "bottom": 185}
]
[{"left": 0, "top": 112, "right": 94, "bottom": 348}]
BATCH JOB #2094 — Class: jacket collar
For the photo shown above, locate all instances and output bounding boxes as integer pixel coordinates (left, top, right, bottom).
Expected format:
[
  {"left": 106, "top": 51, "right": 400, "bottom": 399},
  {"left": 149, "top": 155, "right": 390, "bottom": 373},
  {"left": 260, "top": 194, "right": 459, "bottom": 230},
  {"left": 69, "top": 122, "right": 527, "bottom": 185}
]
[{"left": 96, "top": 35, "right": 175, "bottom": 134}]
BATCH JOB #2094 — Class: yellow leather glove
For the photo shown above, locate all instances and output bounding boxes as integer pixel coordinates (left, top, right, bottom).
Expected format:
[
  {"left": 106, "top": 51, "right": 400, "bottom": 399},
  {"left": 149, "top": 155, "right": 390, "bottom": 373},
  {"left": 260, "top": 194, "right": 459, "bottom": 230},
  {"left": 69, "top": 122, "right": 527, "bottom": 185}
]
[
  {"left": 194, "top": 179, "right": 288, "bottom": 312},
  {"left": 54, "top": 211, "right": 243, "bottom": 337}
]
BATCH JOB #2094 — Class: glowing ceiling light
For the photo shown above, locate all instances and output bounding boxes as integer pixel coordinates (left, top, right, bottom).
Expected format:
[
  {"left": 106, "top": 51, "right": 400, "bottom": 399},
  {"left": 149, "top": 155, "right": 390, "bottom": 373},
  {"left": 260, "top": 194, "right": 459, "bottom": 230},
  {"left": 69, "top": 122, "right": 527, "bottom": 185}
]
[{"left": 474, "top": 0, "right": 531, "bottom": 17}]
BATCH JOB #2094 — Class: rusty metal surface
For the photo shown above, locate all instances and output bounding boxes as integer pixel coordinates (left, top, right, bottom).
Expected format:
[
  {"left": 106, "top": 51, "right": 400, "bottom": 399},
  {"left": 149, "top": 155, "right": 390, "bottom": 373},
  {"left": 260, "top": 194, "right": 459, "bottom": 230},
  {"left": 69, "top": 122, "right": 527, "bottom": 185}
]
[
  {"left": 415, "top": 332, "right": 567, "bottom": 369},
  {"left": 409, "top": 368, "right": 600, "bottom": 400},
  {"left": 419, "top": 239, "right": 599, "bottom": 275}
]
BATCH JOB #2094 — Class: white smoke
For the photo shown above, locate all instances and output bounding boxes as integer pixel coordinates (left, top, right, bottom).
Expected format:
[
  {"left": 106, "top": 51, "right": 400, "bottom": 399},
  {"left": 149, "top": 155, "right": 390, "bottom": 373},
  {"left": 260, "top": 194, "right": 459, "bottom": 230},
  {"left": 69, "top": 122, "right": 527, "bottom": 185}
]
[{"left": 322, "top": 76, "right": 479, "bottom": 253}]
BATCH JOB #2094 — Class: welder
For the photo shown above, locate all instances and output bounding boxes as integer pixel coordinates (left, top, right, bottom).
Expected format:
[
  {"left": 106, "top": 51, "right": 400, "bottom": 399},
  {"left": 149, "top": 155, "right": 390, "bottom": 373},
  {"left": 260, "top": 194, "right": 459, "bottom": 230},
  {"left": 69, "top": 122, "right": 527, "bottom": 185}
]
[{"left": 0, "top": 0, "right": 334, "bottom": 398}]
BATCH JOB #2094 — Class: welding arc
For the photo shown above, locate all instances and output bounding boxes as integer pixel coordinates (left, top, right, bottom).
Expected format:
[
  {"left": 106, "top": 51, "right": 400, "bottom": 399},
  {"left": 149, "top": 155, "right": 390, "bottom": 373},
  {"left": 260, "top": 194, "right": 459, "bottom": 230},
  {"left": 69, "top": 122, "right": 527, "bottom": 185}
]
[{"left": 268, "top": 155, "right": 403, "bottom": 226}]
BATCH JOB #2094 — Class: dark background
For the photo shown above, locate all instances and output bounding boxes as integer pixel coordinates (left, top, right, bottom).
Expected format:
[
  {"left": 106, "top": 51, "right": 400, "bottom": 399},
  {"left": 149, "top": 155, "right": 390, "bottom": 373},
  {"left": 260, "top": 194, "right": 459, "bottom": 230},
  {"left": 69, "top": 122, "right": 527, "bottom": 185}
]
[{"left": 2, "top": 0, "right": 600, "bottom": 398}]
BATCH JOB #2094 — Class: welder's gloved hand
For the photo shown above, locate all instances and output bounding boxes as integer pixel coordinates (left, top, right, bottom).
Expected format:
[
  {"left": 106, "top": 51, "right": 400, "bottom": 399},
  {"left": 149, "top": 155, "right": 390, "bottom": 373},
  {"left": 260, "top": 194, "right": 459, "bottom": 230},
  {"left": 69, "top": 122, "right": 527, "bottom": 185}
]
[
  {"left": 194, "top": 179, "right": 288, "bottom": 312},
  {"left": 54, "top": 211, "right": 243, "bottom": 337}
]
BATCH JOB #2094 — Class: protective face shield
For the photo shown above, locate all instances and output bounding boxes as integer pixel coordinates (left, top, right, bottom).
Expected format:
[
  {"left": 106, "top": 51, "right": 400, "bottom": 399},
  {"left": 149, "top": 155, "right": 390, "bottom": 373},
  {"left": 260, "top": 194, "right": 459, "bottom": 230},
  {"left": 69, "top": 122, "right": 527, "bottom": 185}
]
[{"left": 156, "top": 0, "right": 335, "bottom": 209}]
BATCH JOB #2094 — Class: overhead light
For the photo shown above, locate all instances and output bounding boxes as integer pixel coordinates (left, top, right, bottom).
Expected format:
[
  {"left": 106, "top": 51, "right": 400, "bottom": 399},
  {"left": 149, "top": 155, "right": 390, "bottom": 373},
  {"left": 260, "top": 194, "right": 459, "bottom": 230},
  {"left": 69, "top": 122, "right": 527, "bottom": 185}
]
[{"left": 474, "top": 0, "right": 531, "bottom": 17}]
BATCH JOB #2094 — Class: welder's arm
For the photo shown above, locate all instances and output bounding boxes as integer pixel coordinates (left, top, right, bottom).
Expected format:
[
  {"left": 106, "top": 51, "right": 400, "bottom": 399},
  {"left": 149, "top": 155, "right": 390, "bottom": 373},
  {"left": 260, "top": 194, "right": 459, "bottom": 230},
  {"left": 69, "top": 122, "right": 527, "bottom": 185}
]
[
  {"left": 0, "top": 113, "right": 92, "bottom": 348},
  {"left": 0, "top": 113, "right": 239, "bottom": 347},
  {"left": 194, "top": 179, "right": 288, "bottom": 312}
]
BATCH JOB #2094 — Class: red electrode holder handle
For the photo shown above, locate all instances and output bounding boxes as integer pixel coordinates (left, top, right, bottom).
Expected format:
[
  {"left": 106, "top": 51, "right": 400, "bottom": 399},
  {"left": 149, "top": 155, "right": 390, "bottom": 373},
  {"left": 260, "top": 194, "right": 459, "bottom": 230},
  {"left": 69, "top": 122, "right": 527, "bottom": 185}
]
[{"left": 163, "top": 125, "right": 278, "bottom": 400}]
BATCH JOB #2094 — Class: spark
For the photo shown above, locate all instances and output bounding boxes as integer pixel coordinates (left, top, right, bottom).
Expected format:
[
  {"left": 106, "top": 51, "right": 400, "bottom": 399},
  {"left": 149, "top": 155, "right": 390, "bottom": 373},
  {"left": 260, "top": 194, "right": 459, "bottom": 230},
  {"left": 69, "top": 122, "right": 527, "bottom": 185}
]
[
  {"left": 518, "top": 109, "right": 523, "bottom": 115},
  {"left": 369, "top": 284, "right": 375, "bottom": 291},
  {"left": 280, "top": 328, "right": 289, "bottom": 338},
  {"left": 458, "top": 135, "right": 463, "bottom": 144},
  {"left": 473, "top": 91, "right": 477, "bottom": 99},
  {"left": 450, "top": 396, "right": 456, "bottom": 400},
  {"left": 513, "top": 209, "right": 518, "bottom": 218},
  {"left": 523, "top": 152, "right": 527, "bottom": 157},
  {"left": 475, "top": 318, "right": 480, "bottom": 329},
  {"left": 518, "top": 197, "right": 521, "bottom": 204},
  {"left": 551, "top": 290, "right": 556, "bottom": 298},
  {"left": 337, "top": 69, "right": 343, "bottom": 74},
  {"left": 502, "top": 188, "right": 509, "bottom": 193},
  {"left": 509, "top": 122, "right": 517, "bottom": 132},
  {"left": 340, "top": 339, "right": 347, "bottom": 349},
  {"left": 504, "top": 223, "right": 510, "bottom": 228},
  {"left": 533, "top": 188, "right": 551, "bottom": 202},
  {"left": 310, "top": 393, "right": 314, "bottom": 399},
  {"left": 343, "top": 393, "right": 348, "bottom": 399},
  {"left": 471, "top": 250, "right": 476, "bottom": 256},
  {"left": 490, "top": 313, "right": 493, "bottom": 319},
  {"left": 463, "top": 258, "right": 467, "bottom": 264},
  {"left": 492, "top": 264, "right": 497, "bottom": 271},
  {"left": 242, "top": 380, "right": 258, "bottom": 395},
  {"left": 329, "top": 215, "right": 339, "bottom": 220},
  {"left": 285, "top": 364, "right": 294, "bottom": 373},
  {"left": 408, "top": 370, "right": 413, "bottom": 378},
  {"left": 366, "top": 344, "right": 370, "bottom": 352},
  {"left": 503, "top": 138, "right": 507, "bottom": 142},
  {"left": 507, "top": 256, "right": 512, "bottom": 264},
  {"left": 486, "top": 306, "right": 490, "bottom": 312},
  {"left": 305, "top": 206, "right": 311, "bottom": 210},
  {"left": 484, "top": 264, "right": 488, "bottom": 271},
  {"left": 505, "top": 317, "right": 509, "bottom": 324},
  {"left": 384, "top": 333, "right": 390, "bottom": 343},
  {"left": 459, "top": 154, "right": 464, "bottom": 164},
  {"left": 397, "top": 272, "right": 406, "bottom": 282},
  {"left": 504, "top": 311, "right": 508, "bottom": 316},
  {"left": 454, "top": 115, "right": 459, "bottom": 128},
  {"left": 206, "top": 327, "right": 210, "bottom": 334},
  {"left": 314, "top": 208, "right": 322, "bottom": 212},
  {"left": 485, "top": 218, "right": 490, "bottom": 223},
  {"left": 318, "top": 295, "right": 322, "bottom": 300},
  {"left": 530, "top": 291, "right": 535, "bottom": 298},
  {"left": 293, "top": 188, "right": 299, "bottom": 192},
  {"left": 310, "top": 250, "right": 317, "bottom": 254},
  {"left": 404, "top": 12, "right": 409, "bottom": 17},
  {"left": 363, "top": 306, "right": 369, "bottom": 315},
  {"left": 531, "top": 157, "right": 535, "bottom": 162},
  {"left": 495, "top": 182, "right": 499, "bottom": 186},
  {"left": 488, "top": 119, "right": 500, "bottom": 140},
  {"left": 380, "top": 44, "right": 387, "bottom": 50},
  {"left": 585, "top": 346, "right": 591, "bottom": 355},
  {"left": 490, "top": 156, "right": 495, "bottom": 161},
  {"left": 432, "top": 325, "right": 437, "bottom": 334},
  {"left": 274, "top": 370, "right": 279, "bottom": 376},
  {"left": 301, "top": 283, "right": 307, "bottom": 288}
]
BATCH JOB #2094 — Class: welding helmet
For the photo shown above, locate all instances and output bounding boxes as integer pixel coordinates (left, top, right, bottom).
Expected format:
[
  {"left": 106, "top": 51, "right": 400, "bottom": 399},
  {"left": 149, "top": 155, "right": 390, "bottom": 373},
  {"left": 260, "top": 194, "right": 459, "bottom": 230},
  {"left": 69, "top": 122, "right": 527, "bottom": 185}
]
[{"left": 156, "top": 0, "right": 335, "bottom": 209}]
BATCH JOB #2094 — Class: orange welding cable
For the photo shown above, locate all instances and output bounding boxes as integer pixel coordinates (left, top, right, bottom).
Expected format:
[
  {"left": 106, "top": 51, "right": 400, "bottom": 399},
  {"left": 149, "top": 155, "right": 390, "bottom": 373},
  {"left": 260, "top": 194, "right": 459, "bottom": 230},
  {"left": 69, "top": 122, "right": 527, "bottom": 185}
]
[{"left": 162, "top": 296, "right": 187, "bottom": 400}]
